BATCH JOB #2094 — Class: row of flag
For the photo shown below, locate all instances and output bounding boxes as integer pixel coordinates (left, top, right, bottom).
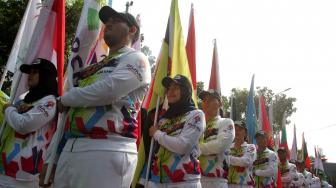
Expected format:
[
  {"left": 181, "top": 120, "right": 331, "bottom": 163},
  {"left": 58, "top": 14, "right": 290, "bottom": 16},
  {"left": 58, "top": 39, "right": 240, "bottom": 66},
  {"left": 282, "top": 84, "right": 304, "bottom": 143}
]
[{"left": 1, "top": 0, "right": 329, "bottom": 186}]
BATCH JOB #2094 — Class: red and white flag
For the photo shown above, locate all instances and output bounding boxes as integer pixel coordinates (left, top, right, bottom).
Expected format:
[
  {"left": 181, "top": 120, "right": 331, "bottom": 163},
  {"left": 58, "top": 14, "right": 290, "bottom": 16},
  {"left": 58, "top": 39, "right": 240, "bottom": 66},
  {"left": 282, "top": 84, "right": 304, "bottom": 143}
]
[
  {"left": 11, "top": 0, "right": 65, "bottom": 100},
  {"left": 185, "top": 3, "right": 196, "bottom": 90},
  {"left": 208, "top": 39, "right": 221, "bottom": 93}
]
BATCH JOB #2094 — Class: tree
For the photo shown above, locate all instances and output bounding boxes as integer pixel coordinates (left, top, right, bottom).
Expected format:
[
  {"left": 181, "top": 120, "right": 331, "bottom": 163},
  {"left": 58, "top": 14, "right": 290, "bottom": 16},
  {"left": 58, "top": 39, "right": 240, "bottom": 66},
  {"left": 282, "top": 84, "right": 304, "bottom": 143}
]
[
  {"left": 230, "top": 86, "right": 296, "bottom": 134},
  {"left": 141, "top": 45, "right": 156, "bottom": 73}
]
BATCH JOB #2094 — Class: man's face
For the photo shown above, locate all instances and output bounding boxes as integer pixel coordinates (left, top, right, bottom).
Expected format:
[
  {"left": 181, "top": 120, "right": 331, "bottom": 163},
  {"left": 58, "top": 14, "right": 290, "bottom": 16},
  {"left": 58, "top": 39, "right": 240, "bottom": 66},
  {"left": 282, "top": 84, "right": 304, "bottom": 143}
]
[
  {"left": 256, "top": 135, "right": 267, "bottom": 150},
  {"left": 234, "top": 125, "right": 246, "bottom": 142},
  {"left": 104, "top": 17, "right": 130, "bottom": 47},
  {"left": 297, "top": 163, "right": 305, "bottom": 172},
  {"left": 278, "top": 150, "right": 287, "bottom": 162},
  {"left": 201, "top": 95, "right": 221, "bottom": 116}
]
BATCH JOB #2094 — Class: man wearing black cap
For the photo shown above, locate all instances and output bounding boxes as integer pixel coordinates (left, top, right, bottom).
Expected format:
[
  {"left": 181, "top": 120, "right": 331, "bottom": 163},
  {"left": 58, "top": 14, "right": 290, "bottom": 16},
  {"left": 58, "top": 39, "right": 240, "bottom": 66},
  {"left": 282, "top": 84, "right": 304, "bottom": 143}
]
[
  {"left": 226, "top": 121, "right": 256, "bottom": 188},
  {"left": 253, "top": 131, "right": 277, "bottom": 188},
  {"left": 41, "top": 6, "right": 151, "bottom": 188},
  {"left": 296, "top": 159, "right": 313, "bottom": 188},
  {"left": 198, "top": 89, "right": 235, "bottom": 188},
  {"left": 278, "top": 146, "right": 298, "bottom": 188}
]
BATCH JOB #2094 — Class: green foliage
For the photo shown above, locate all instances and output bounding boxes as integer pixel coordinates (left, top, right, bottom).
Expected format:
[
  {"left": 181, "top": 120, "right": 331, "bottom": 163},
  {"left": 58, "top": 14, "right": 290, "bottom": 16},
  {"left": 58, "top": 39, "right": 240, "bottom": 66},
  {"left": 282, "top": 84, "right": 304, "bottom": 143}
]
[
  {"left": 0, "top": 0, "right": 28, "bottom": 66},
  {"left": 141, "top": 45, "right": 156, "bottom": 73},
  {"left": 230, "top": 86, "right": 296, "bottom": 134}
]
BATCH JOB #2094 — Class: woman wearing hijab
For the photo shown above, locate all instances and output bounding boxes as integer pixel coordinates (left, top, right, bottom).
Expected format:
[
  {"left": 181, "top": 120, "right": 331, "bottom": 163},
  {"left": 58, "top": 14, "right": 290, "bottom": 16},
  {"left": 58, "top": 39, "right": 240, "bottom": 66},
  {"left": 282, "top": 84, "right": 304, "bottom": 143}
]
[
  {"left": 145, "top": 74, "right": 205, "bottom": 188},
  {"left": 0, "top": 58, "right": 58, "bottom": 188}
]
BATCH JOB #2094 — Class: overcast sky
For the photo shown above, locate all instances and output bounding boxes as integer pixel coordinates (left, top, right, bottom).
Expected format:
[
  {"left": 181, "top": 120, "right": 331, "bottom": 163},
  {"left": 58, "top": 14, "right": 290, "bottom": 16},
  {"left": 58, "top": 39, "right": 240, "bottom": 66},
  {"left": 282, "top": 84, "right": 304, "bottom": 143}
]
[{"left": 112, "top": 0, "right": 336, "bottom": 162}]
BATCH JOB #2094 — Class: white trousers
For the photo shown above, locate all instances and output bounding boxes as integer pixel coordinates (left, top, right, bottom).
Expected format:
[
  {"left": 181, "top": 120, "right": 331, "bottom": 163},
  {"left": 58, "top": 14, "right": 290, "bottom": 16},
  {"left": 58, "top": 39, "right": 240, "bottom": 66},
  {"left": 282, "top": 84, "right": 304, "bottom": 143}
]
[
  {"left": 201, "top": 178, "right": 228, "bottom": 188},
  {"left": 147, "top": 180, "right": 202, "bottom": 188},
  {"left": 54, "top": 150, "right": 137, "bottom": 188},
  {"left": 228, "top": 185, "right": 255, "bottom": 188},
  {"left": 0, "top": 174, "right": 39, "bottom": 188}
]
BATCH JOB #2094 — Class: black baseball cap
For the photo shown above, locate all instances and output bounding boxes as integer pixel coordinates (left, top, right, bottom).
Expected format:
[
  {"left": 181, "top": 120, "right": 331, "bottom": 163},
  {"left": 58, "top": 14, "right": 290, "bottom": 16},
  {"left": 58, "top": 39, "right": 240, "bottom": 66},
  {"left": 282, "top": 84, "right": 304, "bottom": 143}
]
[
  {"left": 255, "top": 130, "right": 267, "bottom": 138},
  {"left": 99, "top": 6, "right": 139, "bottom": 43},
  {"left": 199, "top": 89, "right": 221, "bottom": 102},
  {"left": 162, "top": 74, "right": 192, "bottom": 92},
  {"left": 234, "top": 120, "right": 247, "bottom": 130},
  {"left": 20, "top": 58, "right": 57, "bottom": 77}
]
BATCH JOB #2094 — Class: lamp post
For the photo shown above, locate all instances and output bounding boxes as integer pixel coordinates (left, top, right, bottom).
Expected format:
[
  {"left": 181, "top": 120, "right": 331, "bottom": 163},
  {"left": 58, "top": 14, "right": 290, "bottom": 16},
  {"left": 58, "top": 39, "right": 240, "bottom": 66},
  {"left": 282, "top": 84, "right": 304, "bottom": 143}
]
[{"left": 125, "top": 1, "right": 133, "bottom": 13}]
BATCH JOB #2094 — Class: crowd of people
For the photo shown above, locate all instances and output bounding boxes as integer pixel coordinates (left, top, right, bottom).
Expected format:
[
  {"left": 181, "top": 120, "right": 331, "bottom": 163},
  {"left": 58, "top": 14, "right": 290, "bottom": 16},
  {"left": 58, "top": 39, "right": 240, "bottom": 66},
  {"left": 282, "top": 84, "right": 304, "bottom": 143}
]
[{"left": 0, "top": 6, "right": 333, "bottom": 188}]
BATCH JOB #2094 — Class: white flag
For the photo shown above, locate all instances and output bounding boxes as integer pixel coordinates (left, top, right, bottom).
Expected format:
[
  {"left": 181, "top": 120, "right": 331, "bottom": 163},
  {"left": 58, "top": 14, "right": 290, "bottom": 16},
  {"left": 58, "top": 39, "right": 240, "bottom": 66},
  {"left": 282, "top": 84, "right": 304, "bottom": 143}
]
[
  {"left": 290, "top": 124, "right": 298, "bottom": 161},
  {"left": 65, "top": 0, "right": 109, "bottom": 90}
]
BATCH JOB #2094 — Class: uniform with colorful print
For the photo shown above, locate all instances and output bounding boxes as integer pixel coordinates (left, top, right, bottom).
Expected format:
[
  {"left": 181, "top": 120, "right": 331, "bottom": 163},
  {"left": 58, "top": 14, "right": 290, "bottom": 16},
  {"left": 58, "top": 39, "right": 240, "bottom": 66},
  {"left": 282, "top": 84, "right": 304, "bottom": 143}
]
[
  {"left": 0, "top": 95, "right": 56, "bottom": 185},
  {"left": 253, "top": 148, "right": 278, "bottom": 188},
  {"left": 226, "top": 142, "right": 256, "bottom": 188},
  {"left": 147, "top": 110, "right": 205, "bottom": 185},
  {"left": 291, "top": 171, "right": 304, "bottom": 188},
  {"left": 279, "top": 161, "right": 297, "bottom": 188},
  {"left": 301, "top": 170, "right": 313, "bottom": 187},
  {"left": 50, "top": 46, "right": 151, "bottom": 188},
  {"left": 199, "top": 116, "right": 234, "bottom": 187}
]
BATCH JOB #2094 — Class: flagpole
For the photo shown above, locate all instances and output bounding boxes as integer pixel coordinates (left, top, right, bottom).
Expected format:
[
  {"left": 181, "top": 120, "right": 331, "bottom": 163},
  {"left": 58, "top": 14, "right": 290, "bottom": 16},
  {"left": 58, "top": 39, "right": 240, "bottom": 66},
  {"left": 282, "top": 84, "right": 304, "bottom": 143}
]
[
  {"left": 144, "top": 96, "right": 161, "bottom": 188},
  {"left": 44, "top": 111, "right": 67, "bottom": 184}
]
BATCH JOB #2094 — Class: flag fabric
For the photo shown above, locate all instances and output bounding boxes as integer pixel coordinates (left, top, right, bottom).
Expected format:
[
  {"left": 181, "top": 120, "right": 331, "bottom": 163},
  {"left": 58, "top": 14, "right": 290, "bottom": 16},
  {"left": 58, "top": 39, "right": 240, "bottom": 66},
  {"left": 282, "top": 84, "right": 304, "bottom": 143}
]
[
  {"left": 10, "top": 0, "right": 65, "bottom": 101},
  {"left": 0, "top": 0, "right": 42, "bottom": 89},
  {"left": 314, "top": 146, "right": 324, "bottom": 172},
  {"left": 246, "top": 74, "right": 258, "bottom": 144},
  {"left": 132, "top": 0, "right": 196, "bottom": 186},
  {"left": 280, "top": 113, "right": 290, "bottom": 159},
  {"left": 290, "top": 124, "right": 298, "bottom": 162},
  {"left": 276, "top": 168, "right": 283, "bottom": 188},
  {"left": 268, "top": 101, "right": 274, "bottom": 138},
  {"left": 301, "top": 133, "right": 311, "bottom": 169},
  {"left": 185, "top": 3, "right": 196, "bottom": 90},
  {"left": 230, "top": 97, "right": 237, "bottom": 121},
  {"left": 208, "top": 39, "right": 221, "bottom": 93},
  {"left": 259, "top": 95, "right": 274, "bottom": 148},
  {"left": 131, "top": 14, "right": 141, "bottom": 51},
  {"left": 65, "top": 0, "right": 109, "bottom": 90},
  {"left": 0, "top": 91, "right": 9, "bottom": 124}
]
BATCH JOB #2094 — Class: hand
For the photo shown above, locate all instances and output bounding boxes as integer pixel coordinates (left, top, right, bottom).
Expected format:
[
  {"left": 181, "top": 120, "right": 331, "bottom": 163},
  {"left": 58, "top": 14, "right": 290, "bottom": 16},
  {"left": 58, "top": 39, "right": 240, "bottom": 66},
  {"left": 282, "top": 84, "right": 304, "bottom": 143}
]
[
  {"left": 17, "top": 104, "right": 33, "bottom": 113},
  {"left": 149, "top": 125, "right": 159, "bottom": 137},
  {"left": 56, "top": 98, "right": 68, "bottom": 113},
  {"left": 39, "top": 163, "right": 57, "bottom": 187},
  {"left": 2, "top": 103, "right": 12, "bottom": 112}
]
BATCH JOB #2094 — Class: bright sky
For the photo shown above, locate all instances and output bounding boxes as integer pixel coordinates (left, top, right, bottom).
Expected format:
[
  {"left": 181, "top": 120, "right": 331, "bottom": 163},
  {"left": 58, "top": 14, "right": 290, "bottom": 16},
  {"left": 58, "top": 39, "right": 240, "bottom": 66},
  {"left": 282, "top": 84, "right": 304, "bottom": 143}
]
[{"left": 112, "top": 0, "right": 336, "bottom": 162}]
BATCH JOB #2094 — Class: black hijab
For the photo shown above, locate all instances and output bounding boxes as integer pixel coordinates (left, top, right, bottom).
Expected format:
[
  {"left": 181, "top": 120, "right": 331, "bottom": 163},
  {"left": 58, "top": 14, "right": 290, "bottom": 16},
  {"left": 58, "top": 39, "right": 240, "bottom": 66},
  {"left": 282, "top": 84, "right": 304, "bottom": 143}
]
[
  {"left": 161, "top": 75, "right": 196, "bottom": 119},
  {"left": 21, "top": 58, "right": 58, "bottom": 103}
]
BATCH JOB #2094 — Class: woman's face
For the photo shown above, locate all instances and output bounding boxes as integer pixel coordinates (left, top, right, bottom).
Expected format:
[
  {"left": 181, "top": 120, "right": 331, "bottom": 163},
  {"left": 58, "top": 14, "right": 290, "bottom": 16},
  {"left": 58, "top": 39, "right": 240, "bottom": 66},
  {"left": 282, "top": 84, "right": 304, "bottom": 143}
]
[
  {"left": 234, "top": 125, "right": 246, "bottom": 142},
  {"left": 27, "top": 69, "right": 39, "bottom": 88},
  {"left": 166, "top": 82, "right": 182, "bottom": 104}
]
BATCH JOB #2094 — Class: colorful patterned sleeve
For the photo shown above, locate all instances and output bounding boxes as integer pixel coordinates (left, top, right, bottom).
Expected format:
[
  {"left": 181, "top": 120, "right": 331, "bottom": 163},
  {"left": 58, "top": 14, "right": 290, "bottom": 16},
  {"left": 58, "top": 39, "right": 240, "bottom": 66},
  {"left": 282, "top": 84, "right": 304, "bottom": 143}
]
[
  {"left": 153, "top": 110, "right": 205, "bottom": 155},
  {"left": 200, "top": 118, "right": 234, "bottom": 155},
  {"left": 255, "top": 152, "right": 277, "bottom": 177},
  {"left": 61, "top": 52, "right": 150, "bottom": 107},
  {"left": 228, "top": 144, "right": 256, "bottom": 167},
  {"left": 5, "top": 96, "right": 57, "bottom": 134}
]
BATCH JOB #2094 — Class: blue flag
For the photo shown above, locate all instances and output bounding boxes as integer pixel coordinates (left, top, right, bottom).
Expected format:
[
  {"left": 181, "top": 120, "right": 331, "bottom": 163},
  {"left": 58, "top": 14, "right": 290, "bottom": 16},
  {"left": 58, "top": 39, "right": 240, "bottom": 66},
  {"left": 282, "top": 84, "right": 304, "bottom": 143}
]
[{"left": 246, "top": 74, "right": 258, "bottom": 144}]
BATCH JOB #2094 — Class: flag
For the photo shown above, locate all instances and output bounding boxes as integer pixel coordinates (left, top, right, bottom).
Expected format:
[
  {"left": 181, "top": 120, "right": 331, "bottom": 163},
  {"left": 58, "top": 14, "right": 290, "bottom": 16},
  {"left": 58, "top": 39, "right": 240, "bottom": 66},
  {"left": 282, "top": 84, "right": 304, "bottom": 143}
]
[
  {"left": 132, "top": 0, "right": 196, "bottom": 186},
  {"left": 276, "top": 168, "right": 283, "bottom": 188},
  {"left": 185, "top": 3, "right": 196, "bottom": 90},
  {"left": 208, "top": 39, "right": 221, "bottom": 93},
  {"left": 259, "top": 95, "right": 274, "bottom": 148},
  {"left": 268, "top": 101, "right": 274, "bottom": 138},
  {"left": 280, "top": 113, "right": 290, "bottom": 159},
  {"left": 246, "top": 74, "right": 258, "bottom": 144},
  {"left": 290, "top": 124, "right": 298, "bottom": 162},
  {"left": 10, "top": 0, "right": 65, "bottom": 101},
  {"left": 0, "top": 91, "right": 9, "bottom": 124},
  {"left": 0, "top": 0, "right": 42, "bottom": 89},
  {"left": 302, "top": 133, "right": 311, "bottom": 169},
  {"left": 314, "top": 146, "right": 324, "bottom": 174},
  {"left": 230, "top": 97, "right": 237, "bottom": 121},
  {"left": 65, "top": 0, "right": 109, "bottom": 90},
  {"left": 131, "top": 14, "right": 141, "bottom": 51}
]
